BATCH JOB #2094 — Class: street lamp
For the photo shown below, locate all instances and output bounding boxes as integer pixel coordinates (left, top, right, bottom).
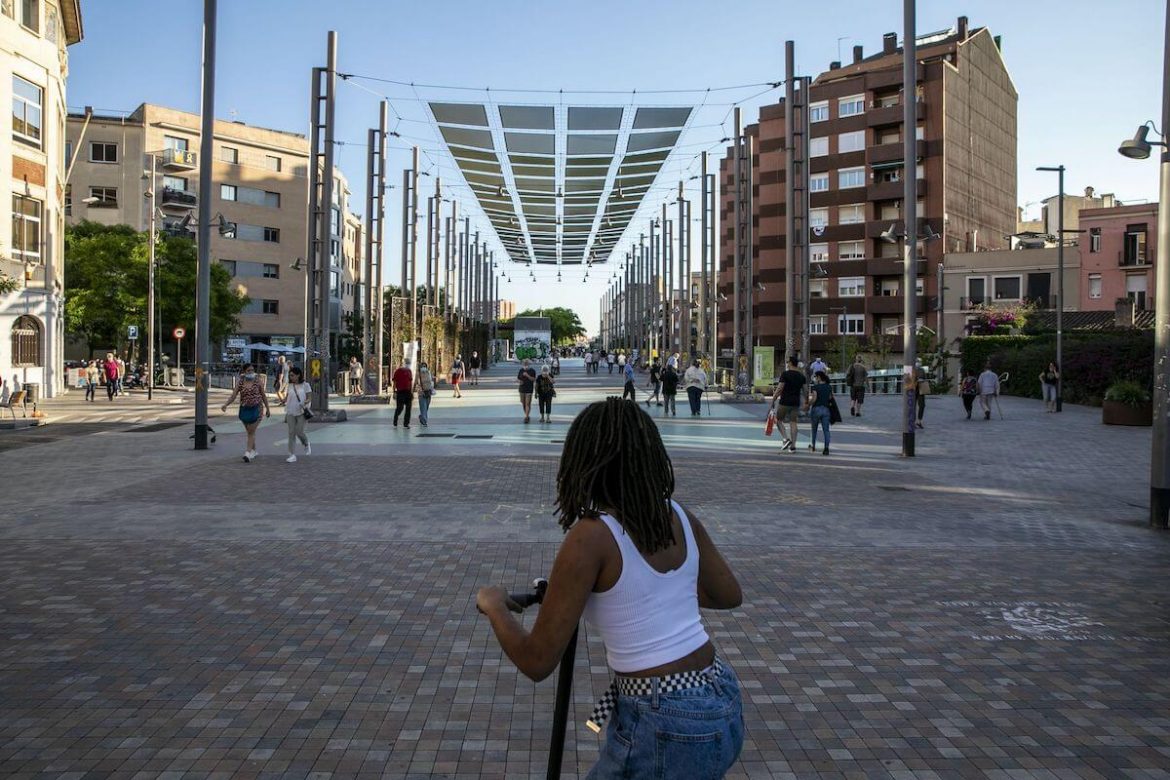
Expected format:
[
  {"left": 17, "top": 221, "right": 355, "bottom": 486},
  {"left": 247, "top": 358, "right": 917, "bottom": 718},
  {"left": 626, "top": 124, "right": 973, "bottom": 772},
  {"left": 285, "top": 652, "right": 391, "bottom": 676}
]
[
  {"left": 1037, "top": 165, "right": 1066, "bottom": 412},
  {"left": 1118, "top": 16, "right": 1170, "bottom": 528}
]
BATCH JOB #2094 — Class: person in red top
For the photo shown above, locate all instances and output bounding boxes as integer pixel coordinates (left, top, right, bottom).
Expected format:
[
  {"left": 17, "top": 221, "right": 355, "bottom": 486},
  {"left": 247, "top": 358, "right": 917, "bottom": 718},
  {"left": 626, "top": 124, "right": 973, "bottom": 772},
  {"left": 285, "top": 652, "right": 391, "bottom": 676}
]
[
  {"left": 392, "top": 360, "right": 414, "bottom": 429},
  {"left": 103, "top": 352, "right": 120, "bottom": 402}
]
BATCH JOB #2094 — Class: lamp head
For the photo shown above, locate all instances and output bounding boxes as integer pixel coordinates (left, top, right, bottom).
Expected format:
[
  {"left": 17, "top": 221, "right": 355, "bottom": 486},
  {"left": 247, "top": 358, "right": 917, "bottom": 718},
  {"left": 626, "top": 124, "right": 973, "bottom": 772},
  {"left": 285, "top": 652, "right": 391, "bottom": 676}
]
[
  {"left": 879, "top": 223, "right": 900, "bottom": 244},
  {"left": 1118, "top": 125, "right": 1152, "bottom": 160}
]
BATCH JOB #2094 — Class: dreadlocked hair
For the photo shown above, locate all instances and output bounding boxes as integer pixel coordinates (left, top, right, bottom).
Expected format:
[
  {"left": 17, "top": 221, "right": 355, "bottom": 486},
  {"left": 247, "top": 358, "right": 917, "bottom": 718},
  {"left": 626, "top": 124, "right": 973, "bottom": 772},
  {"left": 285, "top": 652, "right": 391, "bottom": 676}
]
[{"left": 555, "top": 397, "right": 677, "bottom": 553}]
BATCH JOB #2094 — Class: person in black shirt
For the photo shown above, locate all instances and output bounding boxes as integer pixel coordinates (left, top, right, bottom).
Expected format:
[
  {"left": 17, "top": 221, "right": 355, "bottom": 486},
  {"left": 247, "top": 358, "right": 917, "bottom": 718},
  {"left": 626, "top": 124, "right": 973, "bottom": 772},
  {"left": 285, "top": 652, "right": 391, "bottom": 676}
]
[
  {"left": 769, "top": 355, "right": 807, "bottom": 452},
  {"left": 468, "top": 351, "right": 482, "bottom": 386},
  {"left": 661, "top": 363, "right": 680, "bottom": 417},
  {"left": 645, "top": 359, "right": 663, "bottom": 407},
  {"left": 807, "top": 370, "right": 833, "bottom": 455},
  {"left": 516, "top": 359, "right": 537, "bottom": 423}
]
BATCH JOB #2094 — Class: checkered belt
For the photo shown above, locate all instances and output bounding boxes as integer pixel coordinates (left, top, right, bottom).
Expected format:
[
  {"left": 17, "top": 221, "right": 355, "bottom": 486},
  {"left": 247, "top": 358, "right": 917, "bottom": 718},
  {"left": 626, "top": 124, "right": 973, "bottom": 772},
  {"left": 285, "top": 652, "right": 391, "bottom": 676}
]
[{"left": 586, "top": 658, "right": 725, "bottom": 734}]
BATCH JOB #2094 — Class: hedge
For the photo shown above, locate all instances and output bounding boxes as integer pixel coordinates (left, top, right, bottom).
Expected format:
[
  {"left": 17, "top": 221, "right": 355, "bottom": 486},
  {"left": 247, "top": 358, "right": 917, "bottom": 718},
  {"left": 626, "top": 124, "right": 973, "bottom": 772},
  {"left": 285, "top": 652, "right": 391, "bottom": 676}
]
[{"left": 960, "top": 331, "right": 1153, "bottom": 406}]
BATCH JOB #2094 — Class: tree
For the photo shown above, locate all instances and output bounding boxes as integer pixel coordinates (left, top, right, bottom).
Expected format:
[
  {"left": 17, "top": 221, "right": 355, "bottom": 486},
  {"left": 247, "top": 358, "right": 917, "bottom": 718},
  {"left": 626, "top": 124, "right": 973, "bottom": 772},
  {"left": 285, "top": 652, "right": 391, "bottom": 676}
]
[
  {"left": 64, "top": 221, "right": 248, "bottom": 356},
  {"left": 514, "top": 307, "right": 585, "bottom": 345}
]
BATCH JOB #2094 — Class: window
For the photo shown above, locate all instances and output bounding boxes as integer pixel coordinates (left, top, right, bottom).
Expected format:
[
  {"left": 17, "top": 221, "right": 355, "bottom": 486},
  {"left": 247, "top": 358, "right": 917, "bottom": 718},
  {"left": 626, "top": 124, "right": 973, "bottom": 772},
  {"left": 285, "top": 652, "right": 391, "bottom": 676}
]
[
  {"left": 220, "top": 260, "right": 237, "bottom": 276},
  {"left": 1124, "top": 224, "right": 1148, "bottom": 265},
  {"left": 220, "top": 184, "right": 237, "bottom": 201},
  {"left": 838, "top": 94, "right": 865, "bottom": 117},
  {"left": 64, "top": 139, "right": 72, "bottom": 166},
  {"left": 838, "top": 167, "right": 865, "bottom": 189},
  {"left": 11, "top": 193, "right": 41, "bottom": 263},
  {"left": 838, "top": 240, "right": 865, "bottom": 260},
  {"left": 809, "top": 208, "right": 828, "bottom": 228},
  {"left": 1088, "top": 273, "right": 1102, "bottom": 299},
  {"left": 330, "top": 207, "right": 341, "bottom": 235},
  {"left": 809, "top": 315, "right": 827, "bottom": 335},
  {"left": 262, "top": 299, "right": 279, "bottom": 314},
  {"left": 810, "top": 173, "right": 829, "bottom": 193},
  {"left": 993, "top": 276, "right": 1021, "bottom": 301},
  {"left": 263, "top": 191, "right": 280, "bottom": 208},
  {"left": 1127, "top": 273, "right": 1149, "bottom": 310},
  {"left": 1, "top": 0, "right": 11, "bottom": 19},
  {"left": 839, "top": 276, "right": 865, "bottom": 297},
  {"left": 810, "top": 101, "right": 829, "bottom": 122},
  {"left": 838, "top": 130, "right": 865, "bottom": 153},
  {"left": 263, "top": 227, "right": 280, "bottom": 243},
  {"left": 810, "top": 137, "right": 828, "bottom": 157},
  {"left": 11, "top": 315, "right": 40, "bottom": 367},
  {"left": 64, "top": 183, "right": 71, "bottom": 216},
  {"left": 163, "top": 175, "right": 188, "bottom": 192},
  {"left": 221, "top": 146, "right": 239, "bottom": 164},
  {"left": 89, "top": 142, "right": 118, "bottom": 163},
  {"left": 965, "top": 277, "right": 985, "bottom": 307},
  {"left": 265, "top": 154, "right": 282, "bottom": 172},
  {"left": 839, "top": 204, "right": 865, "bottom": 224},
  {"left": 88, "top": 186, "right": 118, "bottom": 207},
  {"left": 1089, "top": 227, "right": 1101, "bottom": 253},
  {"left": 810, "top": 243, "right": 829, "bottom": 263},
  {"left": 838, "top": 314, "right": 865, "bottom": 335},
  {"left": 19, "top": 0, "right": 37, "bottom": 33},
  {"left": 879, "top": 169, "right": 901, "bottom": 183},
  {"left": 262, "top": 263, "right": 279, "bottom": 279},
  {"left": 12, "top": 75, "right": 42, "bottom": 147},
  {"left": 164, "top": 135, "right": 189, "bottom": 152},
  {"left": 809, "top": 279, "right": 827, "bottom": 298}
]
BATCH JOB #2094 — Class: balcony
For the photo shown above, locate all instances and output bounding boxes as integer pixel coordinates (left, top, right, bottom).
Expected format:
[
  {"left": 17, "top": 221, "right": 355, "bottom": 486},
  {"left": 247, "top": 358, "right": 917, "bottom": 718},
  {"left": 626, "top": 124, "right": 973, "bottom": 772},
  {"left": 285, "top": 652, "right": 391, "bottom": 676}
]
[
  {"left": 865, "top": 101, "right": 926, "bottom": 127},
  {"left": 159, "top": 148, "right": 198, "bottom": 170},
  {"left": 1119, "top": 250, "right": 1150, "bottom": 268},
  {"left": 868, "top": 177, "right": 926, "bottom": 202},
  {"left": 867, "top": 294, "right": 910, "bottom": 315},
  {"left": 160, "top": 187, "right": 197, "bottom": 209},
  {"left": 866, "top": 138, "right": 927, "bottom": 166},
  {"left": 868, "top": 256, "right": 926, "bottom": 276},
  {"left": 959, "top": 296, "right": 986, "bottom": 310},
  {"left": 1023, "top": 295, "right": 1059, "bottom": 310}
]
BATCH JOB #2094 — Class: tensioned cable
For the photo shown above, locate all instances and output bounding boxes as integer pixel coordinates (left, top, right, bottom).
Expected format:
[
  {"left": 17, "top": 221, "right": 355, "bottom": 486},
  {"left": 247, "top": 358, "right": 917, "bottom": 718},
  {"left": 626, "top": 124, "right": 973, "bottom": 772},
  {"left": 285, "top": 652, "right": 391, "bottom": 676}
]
[{"left": 338, "top": 73, "right": 781, "bottom": 95}]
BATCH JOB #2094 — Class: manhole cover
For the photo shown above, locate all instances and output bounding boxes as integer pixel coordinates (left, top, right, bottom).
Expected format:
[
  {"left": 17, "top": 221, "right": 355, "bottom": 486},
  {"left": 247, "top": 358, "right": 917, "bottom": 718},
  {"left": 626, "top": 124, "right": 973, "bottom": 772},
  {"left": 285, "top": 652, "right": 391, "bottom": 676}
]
[{"left": 119, "top": 422, "right": 188, "bottom": 433}]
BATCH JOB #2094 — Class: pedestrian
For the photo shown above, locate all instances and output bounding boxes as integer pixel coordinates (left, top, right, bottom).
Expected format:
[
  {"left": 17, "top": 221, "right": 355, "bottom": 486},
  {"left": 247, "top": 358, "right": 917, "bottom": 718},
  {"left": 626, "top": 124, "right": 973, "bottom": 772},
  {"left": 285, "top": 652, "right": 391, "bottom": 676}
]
[
  {"left": 959, "top": 368, "right": 978, "bottom": 419},
  {"left": 220, "top": 363, "right": 270, "bottom": 462},
  {"left": 517, "top": 358, "right": 537, "bottom": 423},
  {"left": 683, "top": 359, "right": 708, "bottom": 417},
  {"left": 349, "top": 356, "right": 363, "bottom": 396},
  {"left": 469, "top": 351, "right": 481, "bottom": 386},
  {"left": 115, "top": 355, "right": 126, "bottom": 395},
  {"left": 977, "top": 362, "right": 1000, "bottom": 420},
  {"left": 1040, "top": 361, "right": 1059, "bottom": 413},
  {"left": 273, "top": 354, "right": 288, "bottom": 405},
  {"left": 283, "top": 365, "right": 312, "bottom": 463},
  {"left": 0, "top": 378, "right": 8, "bottom": 405},
  {"left": 617, "top": 355, "right": 636, "bottom": 399},
  {"left": 450, "top": 354, "right": 465, "bottom": 398},
  {"left": 810, "top": 355, "right": 829, "bottom": 376},
  {"left": 103, "top": 352, "right": 120, "bottom": 401},
  {"left": 770, "top": 355, "right": 807, "bottom": 452},
  {"left": 645, "top": 359, "right": 663, "bottom": 407},
  {"left": 845, "top": 355, "right": 867, "bottom": 417},
  {"left": 667, "top": 351, "right": 680, "bottom": 370},
  {"left": 915, "top": 367, "right": 931, "bottom": 429},
  {"left": 84, "top": 360, "right": 99, "bottom": 402},
  {"left": 584, "top": 350, "right": 593, "bottom": 374},
  {"left": 607, "top": 351, "right": 616, "bottom": 374},
  {"left": 661, "top": 361, "right": 680, "bottom": 417},
  {"left": 551, "top": 353, "right": 560, "bottom": 377},
  {"left": 536, "top": 364, "right": 556, "bottom": 422},
  {"left": 807, "top": 370, "right": 833, "bottom": 455},
  {"left": 416, "top": 360, "right": 434, "bottom": 427},
  {"left": 392, "top": 360, "right": 413, "bottom": 428},
  {"left": 617, "top": 351, "right": 627, "bottom": 372},
  {"left": 476, "top": 398, "right": 745, "bottom": 780}
]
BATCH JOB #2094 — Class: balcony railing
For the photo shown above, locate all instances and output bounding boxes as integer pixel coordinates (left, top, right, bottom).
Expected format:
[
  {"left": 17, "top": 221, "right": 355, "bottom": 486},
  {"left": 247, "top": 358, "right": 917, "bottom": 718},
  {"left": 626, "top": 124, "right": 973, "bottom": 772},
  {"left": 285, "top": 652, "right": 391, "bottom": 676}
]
[
  {"left": 960, "top": 296, "right": 986, "bottom": 310},
  {"left": 1022, "top": 295, "right": 1059, "bottom": 310},
  {"left": 160, "top": 187, "right": 197, "bottom": 209},
  {"left": 159, "top": 148, "right": 198, "bottom": 170},
  {"left": 1119, "top": 250, "right": 1150, "bottom": 267}
]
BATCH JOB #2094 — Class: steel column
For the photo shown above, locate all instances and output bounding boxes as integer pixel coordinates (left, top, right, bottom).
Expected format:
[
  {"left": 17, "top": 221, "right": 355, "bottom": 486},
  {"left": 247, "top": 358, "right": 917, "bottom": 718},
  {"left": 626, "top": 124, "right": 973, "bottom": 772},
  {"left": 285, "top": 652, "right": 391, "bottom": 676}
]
[{"left": 902, "top": 0, "right": 919, "bottom": 456}]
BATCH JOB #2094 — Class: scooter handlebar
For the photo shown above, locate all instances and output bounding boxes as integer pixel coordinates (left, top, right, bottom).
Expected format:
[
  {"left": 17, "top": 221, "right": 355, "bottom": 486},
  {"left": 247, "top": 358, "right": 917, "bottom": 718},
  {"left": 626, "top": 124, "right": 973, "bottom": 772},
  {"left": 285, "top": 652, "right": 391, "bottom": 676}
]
[{"left": 509, "top": 577, "right": 548, "bottom": 610}]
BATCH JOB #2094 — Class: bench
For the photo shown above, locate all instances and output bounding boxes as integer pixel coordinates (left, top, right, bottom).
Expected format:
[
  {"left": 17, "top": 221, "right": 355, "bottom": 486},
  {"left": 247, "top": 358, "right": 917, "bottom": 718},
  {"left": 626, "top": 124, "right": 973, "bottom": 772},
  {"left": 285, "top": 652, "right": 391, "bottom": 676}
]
[{"left": 0, "top": 390, "right": 27, "bottom": 419}]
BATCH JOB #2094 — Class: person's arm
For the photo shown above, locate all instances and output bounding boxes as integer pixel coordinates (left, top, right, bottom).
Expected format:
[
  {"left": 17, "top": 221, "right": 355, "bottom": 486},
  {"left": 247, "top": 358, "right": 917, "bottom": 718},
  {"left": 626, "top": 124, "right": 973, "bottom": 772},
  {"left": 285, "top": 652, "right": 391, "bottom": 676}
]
[
  {"left": 477, "top": 519, "right": 606, "bottom": 681},
  {"left": 771, "top": 381, "right": 784, "bottom": 404},
  {"left": 261, "top": 385, "right": 271, "bottom": 417},
  {"left": 221, "top": 384, "right": 240, "bottom": 411},
  {"left": 679, "top": 503, "right": 742, "bottom": 609}
]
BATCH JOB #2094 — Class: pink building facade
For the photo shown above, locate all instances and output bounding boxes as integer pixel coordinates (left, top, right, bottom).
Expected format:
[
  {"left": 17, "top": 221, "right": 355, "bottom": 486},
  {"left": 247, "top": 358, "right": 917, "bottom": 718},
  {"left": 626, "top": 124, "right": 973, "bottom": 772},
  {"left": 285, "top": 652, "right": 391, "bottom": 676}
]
[{"left": 1079, "top": 203, "right": 1157, "bottom": 312}]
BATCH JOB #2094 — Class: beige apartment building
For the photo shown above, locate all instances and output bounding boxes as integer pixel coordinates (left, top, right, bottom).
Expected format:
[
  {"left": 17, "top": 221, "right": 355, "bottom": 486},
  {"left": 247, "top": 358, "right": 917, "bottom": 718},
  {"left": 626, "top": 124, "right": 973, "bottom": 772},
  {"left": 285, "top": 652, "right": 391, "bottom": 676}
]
[
  {"left": 65, "top": 102, "right": 362, "bottom": 367},
  {"left": 0, "top": 0, "right": 83, "bottom": 401}
]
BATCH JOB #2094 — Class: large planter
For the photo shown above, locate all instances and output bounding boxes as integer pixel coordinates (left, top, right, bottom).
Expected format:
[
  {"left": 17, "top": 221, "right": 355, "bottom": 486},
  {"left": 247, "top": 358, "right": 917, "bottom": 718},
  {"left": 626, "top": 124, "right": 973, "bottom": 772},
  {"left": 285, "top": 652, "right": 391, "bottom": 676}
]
[{"left": 1102, "top": 400, "right": 1152, "bottom": 426}]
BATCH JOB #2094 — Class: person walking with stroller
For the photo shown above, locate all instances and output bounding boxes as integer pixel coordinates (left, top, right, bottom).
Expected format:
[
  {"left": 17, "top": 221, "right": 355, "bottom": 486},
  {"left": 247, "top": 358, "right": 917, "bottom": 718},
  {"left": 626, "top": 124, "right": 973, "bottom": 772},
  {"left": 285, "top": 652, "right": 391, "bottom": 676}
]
[
  {"left": 476, "top": 398, "right": 745, "bottom": 779},
  {"left": 220, "top": 363, "right": 271, "bottom": 462},
  {"left": 536, "top": 364, "right": 556, "bottom": 422},
  {"left": 283, "top": 366, "right": 312, "bottom": 463}
]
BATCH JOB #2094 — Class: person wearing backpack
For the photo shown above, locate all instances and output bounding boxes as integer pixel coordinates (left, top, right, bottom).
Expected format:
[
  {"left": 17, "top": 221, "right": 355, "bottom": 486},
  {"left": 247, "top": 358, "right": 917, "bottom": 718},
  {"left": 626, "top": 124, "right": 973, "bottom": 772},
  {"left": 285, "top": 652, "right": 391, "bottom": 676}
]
[
  {"left": 416, "top": 360, "right": 435, "bottom": 427},
  {"left": 960, "top": 368, "right": 979, "bottom": 420},
  {"left": 845, "top": 355, "right": 868, "bottom": 417}
]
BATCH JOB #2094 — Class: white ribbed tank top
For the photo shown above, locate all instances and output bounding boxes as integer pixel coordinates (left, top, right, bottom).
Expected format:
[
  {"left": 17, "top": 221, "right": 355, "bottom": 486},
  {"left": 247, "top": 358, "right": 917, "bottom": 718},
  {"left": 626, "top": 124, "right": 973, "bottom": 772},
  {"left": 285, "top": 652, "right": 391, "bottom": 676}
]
[{"left": 581, "top": 500, "right": 710, "bottom": 673}]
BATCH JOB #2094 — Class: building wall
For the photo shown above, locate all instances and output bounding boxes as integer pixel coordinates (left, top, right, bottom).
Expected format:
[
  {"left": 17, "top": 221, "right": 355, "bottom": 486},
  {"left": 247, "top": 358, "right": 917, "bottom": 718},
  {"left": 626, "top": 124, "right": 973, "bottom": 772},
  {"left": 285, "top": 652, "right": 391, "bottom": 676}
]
[
  {"left": 0, "top": 0, "right": 81, "bottom": 399},
  {"left": 499, "top": 300, "right": 516, "bottom": 321},
  {"left": 1078, "top": 204, "right": 1157, "bottom": 311}
]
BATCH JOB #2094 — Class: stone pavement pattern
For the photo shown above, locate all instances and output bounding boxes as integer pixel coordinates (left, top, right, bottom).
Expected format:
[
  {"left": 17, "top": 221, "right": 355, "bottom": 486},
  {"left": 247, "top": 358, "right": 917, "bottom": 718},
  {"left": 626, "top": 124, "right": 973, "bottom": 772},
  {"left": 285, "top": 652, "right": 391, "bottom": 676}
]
[{"left": 0, "top": 360, "right": 1167, "bottom": 779}]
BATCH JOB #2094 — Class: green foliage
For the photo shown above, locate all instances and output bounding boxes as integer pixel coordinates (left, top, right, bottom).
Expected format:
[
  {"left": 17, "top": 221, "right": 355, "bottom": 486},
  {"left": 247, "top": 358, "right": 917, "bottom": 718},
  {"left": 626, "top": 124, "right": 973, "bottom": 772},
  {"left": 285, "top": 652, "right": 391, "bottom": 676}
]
[
  {"left": 823, "top": 336, "right": 862, "bottom": 369},
  {"left": 1104, "top": 380, "right": 1151, "bottom": 407},
  {"left": 961, "top": 331, "right": 1153, "bottom": 406},
  {"left": 0, "top": 271, "right": 19, "bottom": 294},
  {"left": 968, "top": 301, "right": 1035, "bottom": 335},
  {"left": 338, "top": 310, "right": 364, "bottom": 363},
  {"left": 515, "top": 307, "right": 585, "bottom": 345}
]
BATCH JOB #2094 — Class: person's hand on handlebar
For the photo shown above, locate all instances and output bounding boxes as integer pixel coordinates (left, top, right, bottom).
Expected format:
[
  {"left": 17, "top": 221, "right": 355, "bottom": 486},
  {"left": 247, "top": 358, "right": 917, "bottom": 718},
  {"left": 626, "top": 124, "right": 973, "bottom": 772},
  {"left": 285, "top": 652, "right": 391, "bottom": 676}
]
[{"left": 477, "top": 585, "right": 522, "bottom": 615}]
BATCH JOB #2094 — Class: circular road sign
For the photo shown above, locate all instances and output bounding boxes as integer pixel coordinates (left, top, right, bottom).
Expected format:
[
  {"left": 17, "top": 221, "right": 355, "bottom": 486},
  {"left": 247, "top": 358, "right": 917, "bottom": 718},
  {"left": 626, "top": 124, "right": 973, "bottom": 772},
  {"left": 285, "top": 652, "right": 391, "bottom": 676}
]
[{"left": 173, "top": 327, "right": 186, "bottom": 339}]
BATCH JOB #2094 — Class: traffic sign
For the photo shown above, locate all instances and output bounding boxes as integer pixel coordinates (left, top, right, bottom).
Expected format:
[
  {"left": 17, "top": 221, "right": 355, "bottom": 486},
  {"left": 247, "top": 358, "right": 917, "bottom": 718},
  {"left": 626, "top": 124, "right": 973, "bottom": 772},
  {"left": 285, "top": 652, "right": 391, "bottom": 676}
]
[
  {"left": 173, "top": 327, "right": 186, "bottom": 339},
  {"left": 127, "top": 325, "right": 138, "bottom": 340}
]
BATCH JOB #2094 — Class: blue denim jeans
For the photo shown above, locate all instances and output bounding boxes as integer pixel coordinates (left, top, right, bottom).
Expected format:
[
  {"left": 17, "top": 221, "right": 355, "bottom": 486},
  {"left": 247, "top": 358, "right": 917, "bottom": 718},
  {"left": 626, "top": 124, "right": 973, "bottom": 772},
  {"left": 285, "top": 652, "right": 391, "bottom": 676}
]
[
  {"left": 810, "top": 405, "right": 831, "bottom": 449},
  {"left": 586, "top": 661, "right": 744, "bottom": 779}
]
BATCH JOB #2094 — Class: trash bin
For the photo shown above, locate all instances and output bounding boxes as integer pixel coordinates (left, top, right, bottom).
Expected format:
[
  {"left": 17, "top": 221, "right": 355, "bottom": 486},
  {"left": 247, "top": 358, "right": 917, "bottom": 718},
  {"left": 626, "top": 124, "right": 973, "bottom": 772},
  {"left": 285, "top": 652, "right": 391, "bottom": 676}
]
[
  {"left": 23, "top": 382, "right": 39, "bottom": 404},
  {"left": 167, "top": 367, "right": 184, "bottom": 386}
]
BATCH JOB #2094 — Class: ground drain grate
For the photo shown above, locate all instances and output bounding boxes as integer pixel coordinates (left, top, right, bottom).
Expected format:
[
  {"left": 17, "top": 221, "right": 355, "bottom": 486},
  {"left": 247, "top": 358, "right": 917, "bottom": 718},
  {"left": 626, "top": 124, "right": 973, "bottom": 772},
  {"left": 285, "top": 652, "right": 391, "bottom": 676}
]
[
  {"left": 877, "top": 485, "right": 911, "bottom": 492},
  {"left": 119, "top": 422, "right": 188, "bottom": 433},
  {"left": 454, "top": 435, "right": 493, "bottom": 439},
  {"left": 417, "top": 433, "right": 455, "bottom": 438}
]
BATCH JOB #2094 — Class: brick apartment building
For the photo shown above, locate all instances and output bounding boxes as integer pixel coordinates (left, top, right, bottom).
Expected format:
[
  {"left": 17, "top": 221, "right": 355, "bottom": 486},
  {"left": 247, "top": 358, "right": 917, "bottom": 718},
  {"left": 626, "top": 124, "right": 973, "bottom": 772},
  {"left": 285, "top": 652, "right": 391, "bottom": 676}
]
[
  {"left": 1079, "top": 203, "right": 1157, "bottom": 312},
  {"left": 718, "top": 16, "right": 1017, "bottom": 360}
]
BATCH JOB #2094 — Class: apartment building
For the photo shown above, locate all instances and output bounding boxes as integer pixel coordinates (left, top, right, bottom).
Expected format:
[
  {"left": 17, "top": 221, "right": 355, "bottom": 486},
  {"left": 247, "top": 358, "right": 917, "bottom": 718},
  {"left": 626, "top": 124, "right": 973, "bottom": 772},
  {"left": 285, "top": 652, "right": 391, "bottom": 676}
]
[
  {"left": 65, "top": 102, "right": 361, "bottom": 365},
  {"left": 718, "top": 16, "right": 1017, "bottom": 359},
  {"left": 0, "top": 0, "right": 83, "bottom": 400},
  {"left": 1079, "top": 203, "right": 1157, "bottom": 312}
]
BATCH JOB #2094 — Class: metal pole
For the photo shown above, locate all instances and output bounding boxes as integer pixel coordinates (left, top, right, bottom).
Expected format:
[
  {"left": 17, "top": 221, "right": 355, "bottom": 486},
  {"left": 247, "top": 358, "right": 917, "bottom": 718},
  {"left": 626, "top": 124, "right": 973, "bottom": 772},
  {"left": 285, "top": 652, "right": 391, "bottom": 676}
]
[
  {"left": 147, "top": 153, "right": 156, "bottom": 402},
  {"left": 409, "top": 147, "right": 420, "bottom": 346},
  {"left": 699, "top": 153, "right": 709, "bottom": 362},
  {"left": 192, "top": 0, "right": 216, "bottom": 449},
  {"left": 1150, "top": 0, "right": 1170, "bottom": 528},
  {"left": 374, "top": 101, "right": 388, "bottom": 393},
  {"left": 784, "top": 42, "right": 796, "bottom": 362},
  {"left": 799, "top": 76, "right": 812, "bottom": 371},
  {"left": 314, "top": 31, "right": 337, "bottom": 414},
  {"left": 1056, "top": 166, "right": 1064, "bottom": 412},
  {"left": 400, "top": 167, "right": 410, "bottom": 294},
  {"left": 364, "top": 126, "right": 377, "bottom": 378},
  {"left": 708, "top": 170, "right": 718, "bottom": 367},
  {"left": 678, "top": 181, "right": 686, "bottom": 359},
  {"left": 902, "top": 0, "right": 918, "bottom": 457},
  {"left": 732, "top": 107, "right": 742, "bottom": 369}
]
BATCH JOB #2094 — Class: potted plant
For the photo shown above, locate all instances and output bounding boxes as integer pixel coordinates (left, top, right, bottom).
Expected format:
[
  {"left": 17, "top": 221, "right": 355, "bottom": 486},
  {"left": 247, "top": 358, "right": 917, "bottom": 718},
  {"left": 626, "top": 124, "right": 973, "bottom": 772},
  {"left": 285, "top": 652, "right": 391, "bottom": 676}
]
[{"left": 1102, "top": 380, "right": 1152, "bottom": 426}]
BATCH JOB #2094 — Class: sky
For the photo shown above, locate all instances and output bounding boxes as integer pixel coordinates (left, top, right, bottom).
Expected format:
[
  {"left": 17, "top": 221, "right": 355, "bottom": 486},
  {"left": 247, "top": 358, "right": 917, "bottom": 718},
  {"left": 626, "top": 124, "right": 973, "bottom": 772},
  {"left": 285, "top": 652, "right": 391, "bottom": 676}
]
[{"left": 67, "top": 0, "right": 1165, "bottom": 336}]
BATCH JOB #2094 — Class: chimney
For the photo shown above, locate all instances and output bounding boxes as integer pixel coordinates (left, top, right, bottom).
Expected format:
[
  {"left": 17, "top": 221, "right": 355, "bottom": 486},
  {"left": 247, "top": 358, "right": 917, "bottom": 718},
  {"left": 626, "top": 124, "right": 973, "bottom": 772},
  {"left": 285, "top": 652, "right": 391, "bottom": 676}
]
[
  {"left": 1116, "top": 297, "right": 1136, "bottom": 328},
  {"left": 1084, "top": 185, "right": 1095, "bottom": 199},
  {"left": 853, "top": 45, "right": 864, "bottom": 63},
  {"left": 883, "top": 32, "right": 897, "bottom": 54},
  {"left": 829, "top": 61, "right": 840, "bottom": 70},
  {"left": 957, "top": 16, "right": 968, "bottom": 40},
  {"left": 1103, "top": 193, "right": 1117, "bottom": 208}
]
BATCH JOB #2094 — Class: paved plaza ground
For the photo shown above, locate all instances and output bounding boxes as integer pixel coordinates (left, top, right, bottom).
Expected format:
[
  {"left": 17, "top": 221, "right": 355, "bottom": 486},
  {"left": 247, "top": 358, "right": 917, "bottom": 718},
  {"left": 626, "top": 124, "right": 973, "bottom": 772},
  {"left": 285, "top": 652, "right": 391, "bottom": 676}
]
[{"left": 0, "top": 359, "right": 1167, "bottom": 779}]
